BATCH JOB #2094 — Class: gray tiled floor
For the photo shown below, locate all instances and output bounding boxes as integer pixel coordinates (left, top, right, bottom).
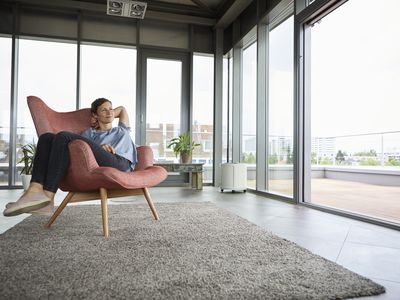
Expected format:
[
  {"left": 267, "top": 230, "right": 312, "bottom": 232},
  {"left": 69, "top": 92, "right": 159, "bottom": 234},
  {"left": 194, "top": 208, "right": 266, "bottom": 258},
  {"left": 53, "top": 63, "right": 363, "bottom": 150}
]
[{"left": 1, "top": 187, "right": 400, "bottom": 299}]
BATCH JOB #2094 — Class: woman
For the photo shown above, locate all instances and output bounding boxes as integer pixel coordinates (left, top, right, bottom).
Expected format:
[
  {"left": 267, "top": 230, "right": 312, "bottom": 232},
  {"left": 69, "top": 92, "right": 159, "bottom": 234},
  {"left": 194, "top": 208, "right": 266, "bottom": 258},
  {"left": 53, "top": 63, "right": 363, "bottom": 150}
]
[{"left": 3, "top": 98, "right": 136, "bottom": 217}]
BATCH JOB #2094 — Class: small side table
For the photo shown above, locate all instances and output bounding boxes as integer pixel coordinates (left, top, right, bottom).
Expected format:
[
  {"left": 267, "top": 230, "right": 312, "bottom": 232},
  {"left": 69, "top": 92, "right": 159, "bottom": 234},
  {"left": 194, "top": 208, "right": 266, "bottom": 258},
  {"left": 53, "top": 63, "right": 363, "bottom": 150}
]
[{"left": 154, "top": 163, "right": 204, "bottom": 190}]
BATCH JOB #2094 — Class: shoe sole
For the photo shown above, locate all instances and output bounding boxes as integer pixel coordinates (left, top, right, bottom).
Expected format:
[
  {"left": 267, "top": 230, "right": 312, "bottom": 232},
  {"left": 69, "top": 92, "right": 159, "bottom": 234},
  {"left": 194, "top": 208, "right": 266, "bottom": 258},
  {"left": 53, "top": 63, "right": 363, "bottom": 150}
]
[
  {"left": 30, "top": 209, "right": 55, "bottom": 216},
  {"left": 3, "top": 199, "right": 51, "bottom": 217},
  {"left": 5, "top": 202, "right": 54, "bottom": 216}
]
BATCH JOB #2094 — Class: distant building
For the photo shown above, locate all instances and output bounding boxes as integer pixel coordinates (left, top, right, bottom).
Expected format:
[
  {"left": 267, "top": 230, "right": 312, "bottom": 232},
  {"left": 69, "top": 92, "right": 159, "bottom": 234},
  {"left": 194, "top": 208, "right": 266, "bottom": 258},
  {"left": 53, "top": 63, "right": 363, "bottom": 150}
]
[{"left": 312, "top": 137, "right": 335, "bottom": 158}]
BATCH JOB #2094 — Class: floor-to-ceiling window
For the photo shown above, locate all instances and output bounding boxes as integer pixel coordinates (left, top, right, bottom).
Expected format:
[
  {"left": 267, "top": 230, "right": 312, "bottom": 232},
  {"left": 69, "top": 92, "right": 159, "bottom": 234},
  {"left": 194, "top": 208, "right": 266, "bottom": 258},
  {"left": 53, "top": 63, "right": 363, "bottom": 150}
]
[
  {"left": 16, "top": 38, "right": 76, "bottom": 183},
  {"left": 192, "top": 54, "right": 214, "bottom": 182},
  {"left": 267, "top": 16, "right": 294, "bottom": 197},
  {"left": 306, "top": 0, "right": 400, "bottom": 223},
  {"left": 0, "top": 36, "right": 11, "bottom": 186},
  {"left": 242, "top": 42, "right": 257, "bottom": 188},
  {"left": 80, "top": 44, "right": 136, "bottom": 135}
]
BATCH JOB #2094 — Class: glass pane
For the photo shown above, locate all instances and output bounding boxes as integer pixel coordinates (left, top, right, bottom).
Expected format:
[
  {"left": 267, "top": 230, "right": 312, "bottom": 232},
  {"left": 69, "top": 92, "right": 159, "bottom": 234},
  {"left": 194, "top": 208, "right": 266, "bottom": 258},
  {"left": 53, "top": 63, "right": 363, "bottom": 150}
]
[
  {"left": 309, "top": 0, "right": 400, "bottom": 223},
  {"left": 242, "top": 42, "right": 257, "bottom": 188},
  {"left": 268, "top": 16, "right": 294, "bottom": 197},
  {"left": 0, "top": 37, "right": 11, "bottom": 186},
  {"left": 80, "top": 44, "right": 136, "bottom": 135},
  {"left": 192, "top": 54, "right": 214, "bottom": 183},
  {"left": 146, "top": 58, "right": 182, "bottom": 162},
  {"left": 17, "top": 39, "right": 76, "bottom": 183}
]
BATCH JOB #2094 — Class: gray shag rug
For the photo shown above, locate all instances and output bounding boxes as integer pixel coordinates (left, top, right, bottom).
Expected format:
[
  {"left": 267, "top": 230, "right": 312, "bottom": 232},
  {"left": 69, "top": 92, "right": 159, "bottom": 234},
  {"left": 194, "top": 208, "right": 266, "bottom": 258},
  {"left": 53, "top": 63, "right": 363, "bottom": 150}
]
[{"left": 0, "top": 202, "right": 384, "bottom": 299}]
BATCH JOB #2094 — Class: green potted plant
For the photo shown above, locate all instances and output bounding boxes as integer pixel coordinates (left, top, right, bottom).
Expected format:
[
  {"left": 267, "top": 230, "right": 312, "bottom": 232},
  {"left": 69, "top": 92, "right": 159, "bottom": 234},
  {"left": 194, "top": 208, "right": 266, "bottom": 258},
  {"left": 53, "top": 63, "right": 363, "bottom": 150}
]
[
  {"left": 19, "top": 143, "right": 37, "bottom": 190},
  {"left": 167, "top": 131, "right": 200, "bottom": 164}
]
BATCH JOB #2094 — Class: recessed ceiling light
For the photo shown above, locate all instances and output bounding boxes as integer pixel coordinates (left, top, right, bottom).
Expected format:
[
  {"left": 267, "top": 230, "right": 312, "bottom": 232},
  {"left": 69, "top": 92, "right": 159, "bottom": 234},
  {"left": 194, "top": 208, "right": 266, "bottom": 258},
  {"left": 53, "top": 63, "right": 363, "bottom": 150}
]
[{"left": 107, "top": 0, "right": 147, "bottom": 19}]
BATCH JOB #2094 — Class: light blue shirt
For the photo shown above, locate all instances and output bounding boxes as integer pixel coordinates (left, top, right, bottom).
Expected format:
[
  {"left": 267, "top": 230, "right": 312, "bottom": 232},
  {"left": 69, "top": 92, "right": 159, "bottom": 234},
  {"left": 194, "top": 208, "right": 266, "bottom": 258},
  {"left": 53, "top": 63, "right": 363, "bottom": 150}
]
[{"left": 81, "top": 122, "right": 137, "bottom": 170}]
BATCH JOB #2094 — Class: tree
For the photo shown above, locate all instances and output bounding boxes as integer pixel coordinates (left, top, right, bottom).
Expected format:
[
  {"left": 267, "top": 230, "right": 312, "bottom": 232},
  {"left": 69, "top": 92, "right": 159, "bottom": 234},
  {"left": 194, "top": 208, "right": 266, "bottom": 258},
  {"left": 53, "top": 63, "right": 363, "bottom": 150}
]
[
  {"left": 359, "top": 158, "right": 379, "bottom": 166},
  {"left": 311, "top": 152, "right": 317, "bottom": 165},
  {"left": 385, "top": 158, "right": 400, "bottom": 167},
  {"left": 354, "top": 149, "right": 377, "bottom": 157},
  {"left": 320, "top": 157, "right": 333, "bottom": 165},
  {"left": 243, "top": 152, "right": 256, "bottom": 164},
  {"left": 286, "top": 145, "right": 293, "bottom": 164},
  {"left": 268, "top": 153, "right": 278, "bottom": 164},
  {"left": 335, "top": 150, "right": 345, "bottom": 164}
]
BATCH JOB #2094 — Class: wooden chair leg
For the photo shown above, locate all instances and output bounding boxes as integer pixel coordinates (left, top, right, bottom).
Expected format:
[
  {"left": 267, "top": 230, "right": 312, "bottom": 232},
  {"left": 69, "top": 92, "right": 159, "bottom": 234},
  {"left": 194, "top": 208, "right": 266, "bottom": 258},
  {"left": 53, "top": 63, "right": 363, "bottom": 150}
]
[
  {"left": 100, "top": 188, "right": 109, "bottom": 237},
  {"left": 142, "top": 187, "right": 159, "bottom": 220},
  {"left": 46, "top": 192, "right": 75, "bottom": 228}
]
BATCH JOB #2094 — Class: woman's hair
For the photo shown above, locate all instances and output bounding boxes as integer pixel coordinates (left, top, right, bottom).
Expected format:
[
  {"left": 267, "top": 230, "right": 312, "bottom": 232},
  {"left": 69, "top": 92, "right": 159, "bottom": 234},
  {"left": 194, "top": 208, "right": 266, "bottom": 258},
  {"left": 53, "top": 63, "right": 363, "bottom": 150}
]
[{"left": 91, "top": 98, "right": 111, "bottom": 114}]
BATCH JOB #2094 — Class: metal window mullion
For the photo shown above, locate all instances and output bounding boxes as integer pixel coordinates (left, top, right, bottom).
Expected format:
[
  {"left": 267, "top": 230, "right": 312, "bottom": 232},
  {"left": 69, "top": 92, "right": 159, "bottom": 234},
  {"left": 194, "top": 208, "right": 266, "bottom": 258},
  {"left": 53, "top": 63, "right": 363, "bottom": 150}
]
[
  {"left": 294, "top": 16, "right": 309, "bottom": 204},
  {"left": 213, "top": 28, "right": 223, "bottom": 186},
  {"left": 226, "top": 56, "right": 231, "bottom": 163},
  {"left": 302, "top": 24, "right": 312, "bottom": 203},
  {"left": 76, "top": 12, "right": 81, "bottom": 109},
  {"left": 9, "top": 35, "right": 18, "bottom": 187},
  {"left": 256, "top": 24, "right": 267, "bottom": 191},
  {"left": 138, "top": 49, "right": 146, "bottom": 146},
  {"left": 232, "top": 46, "right": 242, "bottom": 163},
  {"left": 136, "top": 23, "right": 143, "bottom": 145},
  {"left": 265, "top": 24, "right": 270, "bottom": 192},
  {"left": 9, "top": 4, "right": 19, "bottom": 187}
]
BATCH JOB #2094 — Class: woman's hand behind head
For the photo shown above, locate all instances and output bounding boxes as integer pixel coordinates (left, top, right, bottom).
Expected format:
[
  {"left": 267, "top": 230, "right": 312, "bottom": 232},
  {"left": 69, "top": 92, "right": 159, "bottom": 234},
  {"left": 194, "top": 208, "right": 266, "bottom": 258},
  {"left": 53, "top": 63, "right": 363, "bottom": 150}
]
[{"left": 90, "top": 116, "right": 99, "bottom": 129}]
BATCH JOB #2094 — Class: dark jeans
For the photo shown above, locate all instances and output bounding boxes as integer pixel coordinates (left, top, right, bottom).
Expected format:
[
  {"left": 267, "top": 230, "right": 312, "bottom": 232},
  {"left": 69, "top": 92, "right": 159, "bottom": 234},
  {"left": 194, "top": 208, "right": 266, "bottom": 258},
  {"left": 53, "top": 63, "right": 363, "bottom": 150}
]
[{"left": 31, "top": 131, "right": 131, "bottom": 193}]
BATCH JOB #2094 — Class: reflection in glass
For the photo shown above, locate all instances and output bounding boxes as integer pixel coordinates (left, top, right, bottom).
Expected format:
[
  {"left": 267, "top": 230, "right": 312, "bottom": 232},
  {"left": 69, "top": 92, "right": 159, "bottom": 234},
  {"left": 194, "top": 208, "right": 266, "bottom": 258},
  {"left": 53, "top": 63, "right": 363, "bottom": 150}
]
[
  {"left": 267, "top": 16, "right": 294, "bottom": 197},
  {"left": 146, "top": 58, "right": 181, "bottom": 162},
  {"left": 17, "top": 39, "right": 76, "bottom": 183}
]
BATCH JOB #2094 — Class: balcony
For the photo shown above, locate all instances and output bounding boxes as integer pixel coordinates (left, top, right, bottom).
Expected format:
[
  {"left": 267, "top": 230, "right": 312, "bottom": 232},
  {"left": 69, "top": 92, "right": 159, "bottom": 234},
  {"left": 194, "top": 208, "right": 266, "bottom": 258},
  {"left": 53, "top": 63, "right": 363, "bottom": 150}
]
[
  {"left": 242, "top": 131, "right": 400, "bottom": 224},
  {"left": 259, "top": 166, "right": 400, "bottom": 223}
]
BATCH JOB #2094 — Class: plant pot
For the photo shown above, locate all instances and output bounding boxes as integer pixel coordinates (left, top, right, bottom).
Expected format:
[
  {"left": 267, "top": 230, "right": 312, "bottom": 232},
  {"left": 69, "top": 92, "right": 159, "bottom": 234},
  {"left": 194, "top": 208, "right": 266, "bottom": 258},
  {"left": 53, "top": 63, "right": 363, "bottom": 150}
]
[
  {"left": 180, "top": 153, "right": 192, "bottom": 164},
  {"left": 21, "top": 174, "right": 32, "bottom": 191}
]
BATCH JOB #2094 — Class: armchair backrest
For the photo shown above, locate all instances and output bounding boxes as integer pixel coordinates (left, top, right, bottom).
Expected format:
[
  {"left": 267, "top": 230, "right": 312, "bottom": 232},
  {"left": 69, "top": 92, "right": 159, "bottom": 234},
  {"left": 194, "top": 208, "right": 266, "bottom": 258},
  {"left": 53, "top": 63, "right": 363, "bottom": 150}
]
[{"left": 27, "top": 96, "right": 91, "bottom": 136}]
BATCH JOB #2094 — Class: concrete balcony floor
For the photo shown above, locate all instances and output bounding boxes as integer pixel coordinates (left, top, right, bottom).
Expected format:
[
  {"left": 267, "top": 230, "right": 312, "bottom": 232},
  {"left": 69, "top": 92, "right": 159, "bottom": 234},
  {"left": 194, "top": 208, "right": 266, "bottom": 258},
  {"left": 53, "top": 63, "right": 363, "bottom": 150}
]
[{"left": 262, "top": 178, "right": 400, "bottom": 224}]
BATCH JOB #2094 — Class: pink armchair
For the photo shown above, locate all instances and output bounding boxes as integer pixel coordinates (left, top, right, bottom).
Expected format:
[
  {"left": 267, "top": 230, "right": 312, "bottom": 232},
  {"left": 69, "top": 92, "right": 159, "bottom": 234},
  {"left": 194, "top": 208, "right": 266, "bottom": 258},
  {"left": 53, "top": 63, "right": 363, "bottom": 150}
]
[{"left": 27, "top": 96, "right": 167, "bottom": 237}]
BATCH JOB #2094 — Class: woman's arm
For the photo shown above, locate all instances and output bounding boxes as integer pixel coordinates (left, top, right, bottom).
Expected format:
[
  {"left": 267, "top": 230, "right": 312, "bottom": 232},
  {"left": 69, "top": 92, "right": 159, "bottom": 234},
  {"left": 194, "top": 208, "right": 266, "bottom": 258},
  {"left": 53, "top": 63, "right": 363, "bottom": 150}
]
[{"left": 113, "top": 106, "right": 130, "bottom": 127}]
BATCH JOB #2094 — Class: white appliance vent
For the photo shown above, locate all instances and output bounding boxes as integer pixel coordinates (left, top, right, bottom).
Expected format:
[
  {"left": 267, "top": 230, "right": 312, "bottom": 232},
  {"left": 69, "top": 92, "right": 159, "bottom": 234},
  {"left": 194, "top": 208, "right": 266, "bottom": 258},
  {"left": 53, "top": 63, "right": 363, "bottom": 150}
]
[{"left": 107, "top": 0, "right": 147, "bottom": 19}]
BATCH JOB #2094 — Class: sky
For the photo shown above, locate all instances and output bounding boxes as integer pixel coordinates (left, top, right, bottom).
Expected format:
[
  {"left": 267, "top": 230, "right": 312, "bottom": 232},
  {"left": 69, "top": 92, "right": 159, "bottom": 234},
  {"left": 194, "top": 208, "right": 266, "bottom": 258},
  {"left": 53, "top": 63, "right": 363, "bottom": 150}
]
[{"left": 311, "top": 0, "right": 400, "bottom": 137}]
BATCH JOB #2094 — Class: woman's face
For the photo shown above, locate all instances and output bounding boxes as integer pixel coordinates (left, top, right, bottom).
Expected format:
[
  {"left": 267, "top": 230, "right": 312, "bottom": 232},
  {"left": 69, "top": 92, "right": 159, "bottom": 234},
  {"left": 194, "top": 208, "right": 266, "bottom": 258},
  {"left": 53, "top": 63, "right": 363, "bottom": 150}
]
[{"left": 95, "top": 101, "right": 114, "bottom": 124}]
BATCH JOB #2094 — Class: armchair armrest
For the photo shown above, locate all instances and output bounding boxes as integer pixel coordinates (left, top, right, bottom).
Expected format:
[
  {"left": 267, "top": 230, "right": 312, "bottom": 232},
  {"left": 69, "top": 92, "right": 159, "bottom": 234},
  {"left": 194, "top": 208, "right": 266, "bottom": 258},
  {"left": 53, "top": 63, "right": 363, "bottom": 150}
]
[
  {"left": 68, "top": 140, "right": 99, "bottom": 173},
  {"left": 134, "top": 146, "right": 154, "bottom": 171},
  {"left": 59, "top": 140, "right": 99, "bottom": 192}
]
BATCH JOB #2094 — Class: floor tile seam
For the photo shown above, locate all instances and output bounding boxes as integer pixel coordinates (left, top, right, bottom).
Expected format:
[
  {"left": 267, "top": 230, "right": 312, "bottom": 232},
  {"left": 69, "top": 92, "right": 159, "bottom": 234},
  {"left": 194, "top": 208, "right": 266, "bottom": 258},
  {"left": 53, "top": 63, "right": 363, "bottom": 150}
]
[
  {"left": 344, "top": 240, "right": 400, "bottom": 251},
  {"left": 273, "top": 231, "right": 342, "bottom": 242},
  {"left": 335, "top": 224, "right": 352, "bottom": 262},
  {"left": 261, "top": 214, "right": 354, "bottom": 229},
  {"left": 370, "top": 277, "right": 400, "bottom": 284},
  {"left": 272, "top": 232, "right": 347, "bottom": 246}
]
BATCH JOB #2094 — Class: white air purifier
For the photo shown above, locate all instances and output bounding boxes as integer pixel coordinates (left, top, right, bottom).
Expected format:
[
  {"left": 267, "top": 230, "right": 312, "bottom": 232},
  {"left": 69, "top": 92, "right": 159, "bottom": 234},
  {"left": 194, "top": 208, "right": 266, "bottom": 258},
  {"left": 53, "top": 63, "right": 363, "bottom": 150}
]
[{"left": 220, "top": 163, "right": 247, "bottom": 192}]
